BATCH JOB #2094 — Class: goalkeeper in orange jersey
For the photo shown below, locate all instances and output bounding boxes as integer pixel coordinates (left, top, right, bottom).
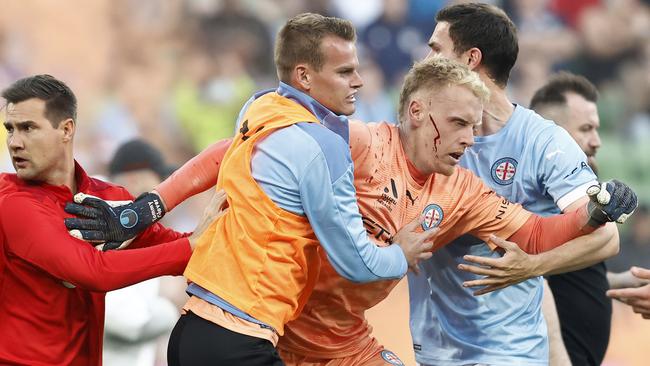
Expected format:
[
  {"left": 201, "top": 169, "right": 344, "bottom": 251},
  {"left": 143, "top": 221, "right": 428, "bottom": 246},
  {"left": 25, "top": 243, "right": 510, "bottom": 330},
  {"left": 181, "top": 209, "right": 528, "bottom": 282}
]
[{"left": 66, "top": 58, "right": 637, "bottom": 365}]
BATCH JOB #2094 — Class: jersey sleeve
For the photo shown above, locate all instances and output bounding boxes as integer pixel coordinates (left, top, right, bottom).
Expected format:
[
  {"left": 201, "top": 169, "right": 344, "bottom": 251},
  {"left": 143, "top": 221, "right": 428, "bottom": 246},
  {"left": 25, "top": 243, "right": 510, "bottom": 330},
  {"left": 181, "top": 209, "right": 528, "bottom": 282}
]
[
  {"left": 0, "top": 194, "right": 191, "bottom": 292},
  {"left": 441, "top": 170, "right": 532, "bottom": 249},
  {"left": 534, "top": 125, "right": 597, "bottom": 210},
  {"left": 298, "top": 124, "right": 407, "bottom": 282},
  {"left": 129, "top": 221, "right": 190, "bottom": 250}
]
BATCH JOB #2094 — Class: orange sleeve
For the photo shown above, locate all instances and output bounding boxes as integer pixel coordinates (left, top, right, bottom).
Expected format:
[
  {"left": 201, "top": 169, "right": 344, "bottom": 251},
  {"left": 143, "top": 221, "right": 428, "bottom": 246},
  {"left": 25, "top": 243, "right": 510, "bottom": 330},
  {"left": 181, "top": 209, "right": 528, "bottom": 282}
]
[
  {"left": 155, "top": 138, "right": 232, "bottom": 211},
  {"left": 449, "top": 171, "right": 532, "bottom": 246},
  {"left": 507, "top": 205, "right": 595, "bottom": 254},
  {"left": 429, "top": 170, "right": 533, "bottom": 251}
]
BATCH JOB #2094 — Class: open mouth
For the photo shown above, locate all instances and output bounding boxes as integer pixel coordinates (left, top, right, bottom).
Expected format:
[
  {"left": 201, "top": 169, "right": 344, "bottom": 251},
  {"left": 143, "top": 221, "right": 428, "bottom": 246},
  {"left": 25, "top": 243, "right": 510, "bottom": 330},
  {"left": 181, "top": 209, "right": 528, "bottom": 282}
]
[
  {"left": 449, "top": 152, "right": 463, "bottom": 161},
  {"left": 12, "top": 157, "right": 28, "bottom": 166}
]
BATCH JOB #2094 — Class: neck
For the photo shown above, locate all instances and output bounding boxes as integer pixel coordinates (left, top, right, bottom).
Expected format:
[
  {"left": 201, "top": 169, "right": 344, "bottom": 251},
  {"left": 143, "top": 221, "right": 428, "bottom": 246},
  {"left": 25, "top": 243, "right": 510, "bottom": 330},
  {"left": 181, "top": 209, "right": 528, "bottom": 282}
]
[
  {"left": 475, "top": 73, "right": 515, "bottom": 136},
  {"left": 46, "top": 152, "right": 77, "bottom": 193}
]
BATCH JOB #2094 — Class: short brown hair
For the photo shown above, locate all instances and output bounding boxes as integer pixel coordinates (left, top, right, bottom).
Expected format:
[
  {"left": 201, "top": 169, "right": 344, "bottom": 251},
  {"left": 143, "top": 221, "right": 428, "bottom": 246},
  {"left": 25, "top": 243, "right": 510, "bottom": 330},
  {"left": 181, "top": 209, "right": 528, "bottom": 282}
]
[
  {"left": 1, "top": 74, "right": 77, "bottom": 127},
  {"left": 436, "top": 3, "right": 518, "bottom": 87},
  {"left": 530, "top": 71, "right": 598, "bottom": 109},
  {"left": 398, "top": 57, "right": 490, "bottom": 122},
  {"left": 274, "top": 13, "right": 356, "bottom": 82}
]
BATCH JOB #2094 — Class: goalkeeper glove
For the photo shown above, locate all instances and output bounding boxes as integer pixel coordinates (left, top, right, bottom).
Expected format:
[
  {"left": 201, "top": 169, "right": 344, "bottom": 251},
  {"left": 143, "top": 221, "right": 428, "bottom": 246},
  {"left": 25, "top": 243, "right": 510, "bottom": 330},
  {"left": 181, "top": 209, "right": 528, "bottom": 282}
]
[
  {"left": 586, "top": 179, "right": 638, "bottom": 227},
  {"left": 65, "top": 192, "right": 166, "bottom": 247}
]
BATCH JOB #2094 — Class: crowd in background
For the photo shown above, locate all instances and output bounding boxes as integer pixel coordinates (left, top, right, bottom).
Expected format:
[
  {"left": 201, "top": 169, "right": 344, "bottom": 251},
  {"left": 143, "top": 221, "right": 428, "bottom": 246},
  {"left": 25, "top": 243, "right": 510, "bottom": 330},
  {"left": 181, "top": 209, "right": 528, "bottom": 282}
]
[{"left": 1, "top": 0, "right": 649, "bottom": 365}]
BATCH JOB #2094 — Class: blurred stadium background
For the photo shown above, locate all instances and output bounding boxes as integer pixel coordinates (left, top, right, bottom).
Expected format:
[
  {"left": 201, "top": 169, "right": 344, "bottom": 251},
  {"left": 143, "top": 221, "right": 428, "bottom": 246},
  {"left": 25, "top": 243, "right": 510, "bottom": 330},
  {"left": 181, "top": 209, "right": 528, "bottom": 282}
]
[{"left": 1, "top": 0, "right": 648, "bottom": 365}]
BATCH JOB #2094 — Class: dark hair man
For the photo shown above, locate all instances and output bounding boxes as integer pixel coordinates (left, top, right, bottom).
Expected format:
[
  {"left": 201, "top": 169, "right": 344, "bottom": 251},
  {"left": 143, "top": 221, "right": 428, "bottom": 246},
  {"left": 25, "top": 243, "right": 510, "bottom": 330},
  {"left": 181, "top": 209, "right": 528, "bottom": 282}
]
[{"left": 0, "top": 74, "right": 217, "bottom": 365}]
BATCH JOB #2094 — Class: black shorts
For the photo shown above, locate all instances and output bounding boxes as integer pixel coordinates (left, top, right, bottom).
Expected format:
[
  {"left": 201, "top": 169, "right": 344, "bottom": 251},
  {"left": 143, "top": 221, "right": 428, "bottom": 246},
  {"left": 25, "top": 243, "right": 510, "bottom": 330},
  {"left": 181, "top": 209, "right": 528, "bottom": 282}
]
[
  {"left": 547, "top": 262, "right": 612, "bottom": 366},
  {"left": 168, "top": 311, "right": 285, "bottom": 366}
]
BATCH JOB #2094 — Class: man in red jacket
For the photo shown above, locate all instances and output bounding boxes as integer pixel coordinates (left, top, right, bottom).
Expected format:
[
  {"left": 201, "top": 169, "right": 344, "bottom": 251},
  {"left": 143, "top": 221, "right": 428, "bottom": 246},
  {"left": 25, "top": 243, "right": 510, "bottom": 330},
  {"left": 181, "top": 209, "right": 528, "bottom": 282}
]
[{"left": 0, "top": 74, "right": 216, "bottom": 366}]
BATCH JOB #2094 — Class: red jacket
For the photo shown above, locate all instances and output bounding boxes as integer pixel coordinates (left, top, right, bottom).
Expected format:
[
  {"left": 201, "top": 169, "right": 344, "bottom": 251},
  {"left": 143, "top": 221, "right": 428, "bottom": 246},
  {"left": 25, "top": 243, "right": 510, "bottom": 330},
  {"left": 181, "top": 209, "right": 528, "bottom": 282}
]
[{"left": 0, "top": 163, "right": 191, "bottom": 366}]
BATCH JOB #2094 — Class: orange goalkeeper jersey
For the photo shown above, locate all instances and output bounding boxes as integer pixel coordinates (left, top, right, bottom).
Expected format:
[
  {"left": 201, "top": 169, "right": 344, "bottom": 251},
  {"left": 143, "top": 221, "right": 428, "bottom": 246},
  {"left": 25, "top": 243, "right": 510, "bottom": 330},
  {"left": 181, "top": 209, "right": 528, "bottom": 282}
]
[{"left": 277, "top": 121, "right": 532, "bottom": 358}]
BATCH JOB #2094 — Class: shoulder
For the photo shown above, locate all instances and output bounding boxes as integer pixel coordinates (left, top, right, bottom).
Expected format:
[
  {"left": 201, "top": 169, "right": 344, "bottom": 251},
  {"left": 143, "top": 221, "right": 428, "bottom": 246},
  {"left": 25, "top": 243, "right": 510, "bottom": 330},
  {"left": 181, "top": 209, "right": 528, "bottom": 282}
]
[
  {"left": 0, "top": 173, "right": 18, "bottom": 197},
  {"left": 512, "top": 106, "right": 578, "bottom": 150},
  {"left": 0, "top": 175, "right": 46, "bottom": 208},
  {"left": 294, "top": 122, "right": 350, "bottom": 156},
  {"left": 349, "top": 120, "right": 393, "bottom": 145},
  {"left": 520, "top": 107, "right": 570, "bottom": 137},
  {"left": 349, "top": 120, "right": 393, "bottom": 163},
  {"left": 510, "top": 106, "right": 558, "bottom": 138},
  {"left": 0, "top": 190, "right": 48, "bottom": 221},
  {"left": 252, "top": 123, "right": 352, "bottom": 184},
  {"left": 349, "top": 119, "right": 371, "bottom": 148},
  {"left": 451, "top": 167, "right": 488, "bottom": 191},
  {"left": 265, "top": 122, "right": 352, "bottom": 166},
  {"left": 294, "top": 122, "right": 353, "bottom": 181}
]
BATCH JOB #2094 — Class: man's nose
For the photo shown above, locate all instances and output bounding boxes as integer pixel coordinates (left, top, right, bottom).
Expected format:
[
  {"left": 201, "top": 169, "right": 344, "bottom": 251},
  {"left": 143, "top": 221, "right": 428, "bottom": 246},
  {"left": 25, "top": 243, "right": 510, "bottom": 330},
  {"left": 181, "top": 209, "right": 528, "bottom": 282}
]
[
  {"left": 591, "top": 132, "right": 601, "bottom": 150},
  {"left": 351, "top": 70, "right": 363, "bottom": 90},
  {"left": 8, "top": 133, "right": 24, "bottom": 150},
  {"left": 462, "top": 127, "right": 475, "bottom": 147}
]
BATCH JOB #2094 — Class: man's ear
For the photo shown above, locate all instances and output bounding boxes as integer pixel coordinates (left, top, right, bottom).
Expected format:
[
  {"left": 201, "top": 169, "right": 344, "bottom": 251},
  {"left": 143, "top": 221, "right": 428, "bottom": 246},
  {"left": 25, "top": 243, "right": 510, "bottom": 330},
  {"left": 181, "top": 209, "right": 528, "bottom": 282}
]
[
  {"left": 291, "top": 64, "right": 311, "bottom": 91},
  {"left": 408, "top": 99, "right": 425, "bottom": 127},
  {"left": 60, "top": 118, "right": 75, "bottom": 142},
  {"left": 466, "top": 47, "right": 482, "bottom": 71}
]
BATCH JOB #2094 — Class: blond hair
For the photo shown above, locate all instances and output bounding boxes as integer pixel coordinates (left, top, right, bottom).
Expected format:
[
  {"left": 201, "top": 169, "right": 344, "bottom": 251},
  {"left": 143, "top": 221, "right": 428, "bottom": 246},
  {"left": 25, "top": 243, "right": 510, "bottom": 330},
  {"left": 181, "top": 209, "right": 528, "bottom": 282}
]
[
  {"left": 398, "top": 57, "right": 490, "bottom": 122},
  {"left": 274, "top": 13, "right": 356, "bottom": 83}
]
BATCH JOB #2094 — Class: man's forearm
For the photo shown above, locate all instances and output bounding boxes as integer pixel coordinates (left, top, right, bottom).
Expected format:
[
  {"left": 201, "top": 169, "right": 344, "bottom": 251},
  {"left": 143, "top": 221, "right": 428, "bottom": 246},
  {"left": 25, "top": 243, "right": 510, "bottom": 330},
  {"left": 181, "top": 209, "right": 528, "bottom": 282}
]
[
  {"left": 509, "top": 205, "right": 595, "bottom": 255},
  {"left": 533, "top": 222, "right": 618, "bottom": 276}
]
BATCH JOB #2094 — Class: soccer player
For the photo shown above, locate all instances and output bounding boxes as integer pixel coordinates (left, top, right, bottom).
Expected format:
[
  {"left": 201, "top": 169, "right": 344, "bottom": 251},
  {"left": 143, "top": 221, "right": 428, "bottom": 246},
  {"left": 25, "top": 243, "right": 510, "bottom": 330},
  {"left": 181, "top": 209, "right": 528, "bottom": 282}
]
[
  {"left": 530, "top": 72, "right": 610, "bottom": 365},
  {"left": 409, "top": 3, "right": 622, "bottom": 365},
  {"left": 67, "top": 57, "right": 637, "bottom": 365},
  {"left": 0, "top": 74, "right": 221, "bottom": 365},
  {"left": 67, "top": 13, "right": 434, "bottom": 365}
]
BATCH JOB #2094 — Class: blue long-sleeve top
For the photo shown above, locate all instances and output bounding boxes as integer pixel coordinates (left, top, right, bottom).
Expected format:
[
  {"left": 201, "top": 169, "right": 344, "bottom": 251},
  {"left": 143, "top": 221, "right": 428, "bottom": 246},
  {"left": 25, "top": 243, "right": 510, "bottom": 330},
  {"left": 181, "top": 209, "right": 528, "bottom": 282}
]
[{"left": 248, "top": 82, "right": 408, "bottom": 282}]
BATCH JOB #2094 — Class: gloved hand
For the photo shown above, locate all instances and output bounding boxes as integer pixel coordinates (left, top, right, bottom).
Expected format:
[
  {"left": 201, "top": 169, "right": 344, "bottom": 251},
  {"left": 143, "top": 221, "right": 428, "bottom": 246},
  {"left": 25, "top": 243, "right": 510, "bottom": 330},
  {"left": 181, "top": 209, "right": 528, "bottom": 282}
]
[
  {"left": 64, "top": 192, "right": 166, "bottom": 248},
  {"left": 586, "top": 180, "right": 638, "bottom": 227}
]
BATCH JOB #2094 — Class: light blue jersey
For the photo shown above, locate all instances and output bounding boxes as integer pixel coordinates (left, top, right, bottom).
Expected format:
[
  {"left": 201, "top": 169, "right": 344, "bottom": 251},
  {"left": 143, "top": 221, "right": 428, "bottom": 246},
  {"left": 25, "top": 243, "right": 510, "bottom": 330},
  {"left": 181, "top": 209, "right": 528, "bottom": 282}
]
[{"left": 409, "top": 105, "right": 597, "bottom": 365}]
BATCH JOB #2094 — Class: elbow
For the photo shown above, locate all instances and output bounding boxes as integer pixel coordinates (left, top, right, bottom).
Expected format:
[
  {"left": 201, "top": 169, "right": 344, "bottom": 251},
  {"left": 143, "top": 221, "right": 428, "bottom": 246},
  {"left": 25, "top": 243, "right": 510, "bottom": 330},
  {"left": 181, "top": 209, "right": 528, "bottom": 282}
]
[
  {"left": 592, "top": 223, "right": 620, "bottom": 261},
  {"left": 604, "top": 241, "right": 620, "bottom": 259},
  {"left": 602, "top": 224, "right": 620, "bottom": 259}
]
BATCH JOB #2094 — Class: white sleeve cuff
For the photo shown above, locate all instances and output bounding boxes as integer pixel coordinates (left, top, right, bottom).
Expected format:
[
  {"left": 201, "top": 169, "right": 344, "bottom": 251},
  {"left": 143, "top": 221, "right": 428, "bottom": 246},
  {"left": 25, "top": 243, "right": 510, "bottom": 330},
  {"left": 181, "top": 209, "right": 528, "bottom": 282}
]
[{"left": 556, "top": 180, "right": 598, "bottom": 211}]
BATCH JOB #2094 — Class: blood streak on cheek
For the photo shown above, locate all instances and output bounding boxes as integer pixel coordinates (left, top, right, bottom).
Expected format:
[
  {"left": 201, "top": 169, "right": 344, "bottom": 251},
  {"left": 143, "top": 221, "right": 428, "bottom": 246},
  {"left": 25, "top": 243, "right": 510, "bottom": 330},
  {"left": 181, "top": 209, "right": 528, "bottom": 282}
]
[{"left": 429, "top": 114, "right": 441, "bottom": 153}]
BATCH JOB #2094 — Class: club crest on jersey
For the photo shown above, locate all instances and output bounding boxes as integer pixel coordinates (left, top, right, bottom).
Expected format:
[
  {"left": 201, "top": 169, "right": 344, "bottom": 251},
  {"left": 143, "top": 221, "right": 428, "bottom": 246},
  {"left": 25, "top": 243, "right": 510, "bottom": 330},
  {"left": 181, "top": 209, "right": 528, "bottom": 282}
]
[
  {"left": 491, "top": 157, "right": 518, "bottom": 185},
  {"left": 421, "top": 204, "right": 443, "bottom": 230},
  {"left": 380, "top": 350, "right": 405, "bottom": 365}
]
